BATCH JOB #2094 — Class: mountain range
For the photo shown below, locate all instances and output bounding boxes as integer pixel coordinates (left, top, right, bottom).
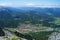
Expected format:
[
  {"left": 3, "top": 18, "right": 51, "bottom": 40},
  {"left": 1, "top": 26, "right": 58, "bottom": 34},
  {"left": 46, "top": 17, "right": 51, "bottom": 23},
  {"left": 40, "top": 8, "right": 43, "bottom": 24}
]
[{"left": 0, "top": 6, "right": 60, "bottom": 28}]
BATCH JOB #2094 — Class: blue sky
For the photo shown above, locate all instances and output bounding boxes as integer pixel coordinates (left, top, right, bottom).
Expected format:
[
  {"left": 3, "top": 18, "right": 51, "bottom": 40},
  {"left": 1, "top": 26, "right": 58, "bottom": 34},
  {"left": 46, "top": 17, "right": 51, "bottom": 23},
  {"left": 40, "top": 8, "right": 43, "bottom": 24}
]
[{"left": 0, "top": 0, "right": 60, "bottom": 7}]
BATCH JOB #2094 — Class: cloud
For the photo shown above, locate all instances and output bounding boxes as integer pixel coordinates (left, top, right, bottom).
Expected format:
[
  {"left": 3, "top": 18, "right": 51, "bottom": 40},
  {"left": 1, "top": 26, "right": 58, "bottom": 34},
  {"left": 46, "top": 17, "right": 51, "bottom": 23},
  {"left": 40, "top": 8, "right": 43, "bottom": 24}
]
[
  {"left": 0, "top": 3, "right": 35, "bottom": 7},
  {"left": 0, "top": 3, "right": 20, "bottom": 7},
  {"left": 0, "top": 3, "right": 13, "bottom": 7},
  {"left": 25, "top": 3, "right": 35, "bottom": 6},
  {"left": 0, "top": 2, "right": 60, "bottom": 8}
]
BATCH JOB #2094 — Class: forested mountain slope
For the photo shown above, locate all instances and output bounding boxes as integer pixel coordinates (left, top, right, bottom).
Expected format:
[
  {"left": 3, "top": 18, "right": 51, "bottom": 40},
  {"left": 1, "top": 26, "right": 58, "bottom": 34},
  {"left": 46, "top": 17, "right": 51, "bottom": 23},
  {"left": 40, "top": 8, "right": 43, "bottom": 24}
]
[{"left": 0, "top": 7, "right": 60, "bottom": 28}]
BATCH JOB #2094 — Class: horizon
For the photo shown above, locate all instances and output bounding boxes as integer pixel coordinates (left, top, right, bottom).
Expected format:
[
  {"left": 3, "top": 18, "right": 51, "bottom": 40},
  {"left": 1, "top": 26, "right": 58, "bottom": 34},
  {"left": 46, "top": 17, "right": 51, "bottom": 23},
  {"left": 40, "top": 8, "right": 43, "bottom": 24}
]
[{"left": 0, "top": 0, "right": 60, "bottom": 8}]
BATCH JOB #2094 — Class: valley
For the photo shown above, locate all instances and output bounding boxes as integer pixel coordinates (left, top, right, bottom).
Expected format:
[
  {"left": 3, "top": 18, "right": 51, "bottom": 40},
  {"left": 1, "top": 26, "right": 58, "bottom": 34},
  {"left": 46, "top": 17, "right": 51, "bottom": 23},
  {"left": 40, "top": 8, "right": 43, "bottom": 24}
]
[{"left": 0, "top": 6, "right": 60, "bottom": 40}]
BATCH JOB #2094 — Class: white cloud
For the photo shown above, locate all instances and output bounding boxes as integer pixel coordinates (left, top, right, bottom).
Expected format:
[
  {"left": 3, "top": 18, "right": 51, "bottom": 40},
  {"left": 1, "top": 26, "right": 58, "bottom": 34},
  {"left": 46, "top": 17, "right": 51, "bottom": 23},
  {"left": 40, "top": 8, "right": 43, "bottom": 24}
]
[
  {"left": 0, "top": 3, "right": 13, "bottom": 7},
  {"left": 25, "top": 3, "right": 35, "bottom": 6},
  {"left": 0, "top": 3, "right": 19, "bottom": 7},
  {"left": 0, "top": 3, "right": 6, "bottom": 6},
  {"left": 0, "top": 3, "right": 60, "bottom": 8}
]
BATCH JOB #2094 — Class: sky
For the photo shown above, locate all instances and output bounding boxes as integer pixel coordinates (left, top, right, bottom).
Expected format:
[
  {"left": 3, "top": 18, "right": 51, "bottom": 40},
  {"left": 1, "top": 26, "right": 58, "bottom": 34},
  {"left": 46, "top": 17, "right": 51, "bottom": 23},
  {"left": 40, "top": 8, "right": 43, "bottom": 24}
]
[{"left": 0, "top": 0, "right": 60, "bottom": 7}]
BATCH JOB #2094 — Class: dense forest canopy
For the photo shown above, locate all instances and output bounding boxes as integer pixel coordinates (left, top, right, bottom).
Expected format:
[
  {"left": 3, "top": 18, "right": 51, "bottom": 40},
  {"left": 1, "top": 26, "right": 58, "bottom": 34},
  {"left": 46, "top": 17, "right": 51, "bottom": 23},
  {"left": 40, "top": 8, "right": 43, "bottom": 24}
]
[{"left": 0, "top": 7, "right": 60, "bottom": 28}]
